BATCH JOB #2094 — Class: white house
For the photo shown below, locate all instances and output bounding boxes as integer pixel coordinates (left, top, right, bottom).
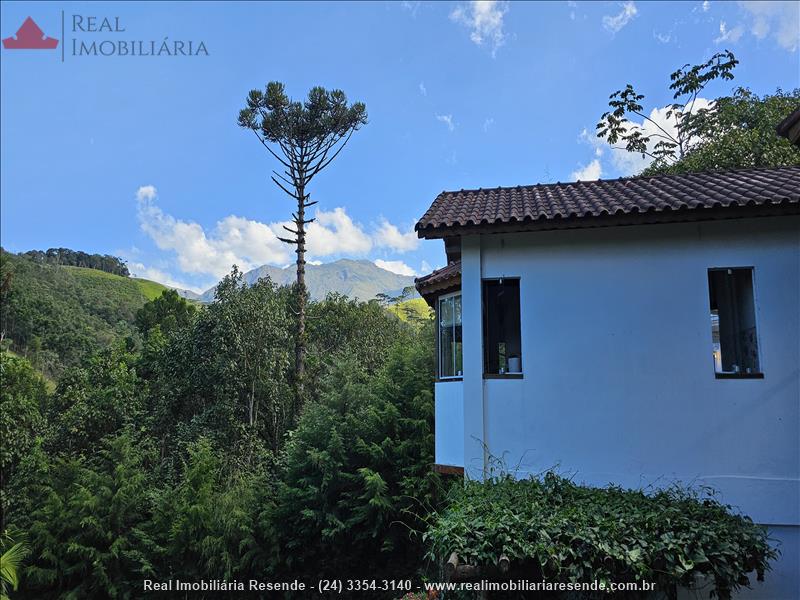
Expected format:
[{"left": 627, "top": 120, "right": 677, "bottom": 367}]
[{"left": 414, "top": 166, "right": 800, "bottom": 599}]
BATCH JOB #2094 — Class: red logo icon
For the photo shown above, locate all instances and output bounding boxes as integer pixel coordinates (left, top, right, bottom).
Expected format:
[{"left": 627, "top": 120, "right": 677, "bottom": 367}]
[{"left": 2, "top": 17, "right": 59, "bottom": 49}]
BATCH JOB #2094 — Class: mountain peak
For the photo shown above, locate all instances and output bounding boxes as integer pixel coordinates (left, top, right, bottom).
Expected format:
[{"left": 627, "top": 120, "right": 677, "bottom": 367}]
[{"left": 199, "top": 259, "right": 417, "bottom": 303}]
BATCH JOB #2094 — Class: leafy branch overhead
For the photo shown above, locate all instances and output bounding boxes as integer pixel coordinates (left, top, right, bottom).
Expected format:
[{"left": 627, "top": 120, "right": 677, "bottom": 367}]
[{"left": 597, "top": 51, "right": 738, "bottom": 168}]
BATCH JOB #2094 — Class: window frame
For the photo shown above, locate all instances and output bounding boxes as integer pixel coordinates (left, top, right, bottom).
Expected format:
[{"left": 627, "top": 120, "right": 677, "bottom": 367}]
[
  {"left": 481, "top": 276, "right": 523, "bottom": 379},
  {"left": 437, "top": 290, "right": 463, "bottom": 381},
  {"left": 707, "top": 266, "right": 765, "bottom": 380}
]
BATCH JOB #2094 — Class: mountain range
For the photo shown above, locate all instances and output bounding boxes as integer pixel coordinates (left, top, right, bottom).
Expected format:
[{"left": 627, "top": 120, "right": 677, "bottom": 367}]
[{"left": 175, "top": 259, "right": 418, "bottom": 303}]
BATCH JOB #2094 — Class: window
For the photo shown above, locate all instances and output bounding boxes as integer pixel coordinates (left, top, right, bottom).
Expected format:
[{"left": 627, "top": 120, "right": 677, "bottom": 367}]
[
  {"left": 438, "top": 293, "right": 462, "bottom": 378},
  {"left": 483, "top": 278, "right": 522, "bottom": 375},
  {"left": 708, "top": 268, "right": 761, "bottom": 377}
]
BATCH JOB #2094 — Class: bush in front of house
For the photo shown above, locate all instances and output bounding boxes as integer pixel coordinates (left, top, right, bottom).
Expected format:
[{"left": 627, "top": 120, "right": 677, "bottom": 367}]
[{"left": 424, "top": 472, "right": 778, "bottom": 599}]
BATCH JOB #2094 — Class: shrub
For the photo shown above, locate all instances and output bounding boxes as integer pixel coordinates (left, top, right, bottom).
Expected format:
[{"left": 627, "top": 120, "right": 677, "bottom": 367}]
[
  {"left": 22, "top": 431, "right": 160, "bottom": 599},
  {"left": 270, "top": 326, "right": 443, "bottom": 589},
  {"left": 153, "top": 437, "right": 271, "bottom": 582},
  {"left": 425, "top": 473, "right": 778, "bottom": 599},
  {"left": 0, "top": 351, "right": 46, "bottom": 524}
]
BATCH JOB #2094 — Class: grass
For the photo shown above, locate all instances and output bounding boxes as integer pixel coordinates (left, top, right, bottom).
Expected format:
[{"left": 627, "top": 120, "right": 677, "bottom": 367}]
[
  {"left": 65, "top": 266, "right": 169, "bottom": 301},
  {"left": 387, "top": 298, "right": 431, "bottom": 322}
]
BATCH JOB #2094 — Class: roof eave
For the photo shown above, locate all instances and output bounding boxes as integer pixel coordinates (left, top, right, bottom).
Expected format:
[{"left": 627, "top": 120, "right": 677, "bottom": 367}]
[{"left": 416, "top": 201, "right": 800, "bottom": 239}]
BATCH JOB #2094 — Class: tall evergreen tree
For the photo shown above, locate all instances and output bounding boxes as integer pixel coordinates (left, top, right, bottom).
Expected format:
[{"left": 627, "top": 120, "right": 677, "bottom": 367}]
[{"left": 237, "top": 83, "right": 367, "bottom": 409}]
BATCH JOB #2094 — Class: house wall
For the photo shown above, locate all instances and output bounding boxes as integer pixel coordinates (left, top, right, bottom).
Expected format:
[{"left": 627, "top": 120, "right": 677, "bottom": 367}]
[
  {"left": 434, "top": 380, "right": 463, "bottom": 466},
  {"left": 458, "top": 215, "right": 800, "bottom": 598}
]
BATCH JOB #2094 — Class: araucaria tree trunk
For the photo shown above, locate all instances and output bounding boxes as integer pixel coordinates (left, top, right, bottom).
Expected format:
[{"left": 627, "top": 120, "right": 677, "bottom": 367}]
[
  {"left": 238, "top": 83, "right": 367, "bottom": 411},
  {"left": 294, "top": 179, "right": 307, "bottom": 403}
]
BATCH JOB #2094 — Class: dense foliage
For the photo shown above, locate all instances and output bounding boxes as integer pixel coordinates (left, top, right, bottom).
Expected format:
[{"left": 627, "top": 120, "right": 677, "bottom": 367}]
[
  {"left": 425, "top": 474, "right": 778, "bottom": 599},
  {"left": 271, "top": 327, "right": 442, "bottom": 581},
  {"left": 642, "top": 87, "right": 800, "bottom": 176},
  {"left": 2, "top": 265, "right": 440, "bottom": 598},
  {"left": 0, "top": 250, "right": 168, "bottom": 377},
  {"left": 0, "top": 352, "right": 46, "bottom": 528},
  {"left": 20, "top": 249, "right": 129, "bottom": 277}
]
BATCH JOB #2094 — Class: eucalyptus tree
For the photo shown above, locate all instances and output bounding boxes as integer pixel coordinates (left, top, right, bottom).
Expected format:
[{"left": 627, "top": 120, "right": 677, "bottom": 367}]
[{"left": 238, "top": 83, "right": 367, "bottom": 407}]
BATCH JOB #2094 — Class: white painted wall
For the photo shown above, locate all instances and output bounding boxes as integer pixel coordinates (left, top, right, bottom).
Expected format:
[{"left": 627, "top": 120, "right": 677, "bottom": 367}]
[
  {"left": 456, "top": 216, "right": 800, "bottom": 598},
  {"left": 434, "top": 381, "right": 463, "bottom": 467}
]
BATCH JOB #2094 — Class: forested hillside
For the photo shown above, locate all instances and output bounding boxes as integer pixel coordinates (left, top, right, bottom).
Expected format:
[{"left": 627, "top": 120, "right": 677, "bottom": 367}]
[
  {"left": 0, "top": 250, "right": 168, "bottom": 377},
  {"left": 1, "top": 264, "right": 441, "bottom": 599}
]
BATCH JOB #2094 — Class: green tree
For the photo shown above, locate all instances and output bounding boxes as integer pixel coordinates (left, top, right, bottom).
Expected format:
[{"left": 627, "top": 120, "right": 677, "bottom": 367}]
[
  {"left": 153, "top": 438, "right": 269, "bottom": 582},
  {"left": 134, "top": 289, "right": 196, "bottom": 337},
  {"left": 271, "top": 324, "right": 442, "bottom": 589},
  {"left": 238, "top": 83, "right": 368, "bottom": 408},
  {"left": 597, "top": 51, "right": 738, "bottom": 168},
  {"left": 642, "top": 87, "right": 800, "bottom": 175},
  {"left": 46, "top": 344, "right": 143, "bottom": 457},
  {"left": 596, "top": 51, "right": 800, "bottom": 175},
  {"left": 0, "top": 352, "right": 46, "bottom": 528},
  {"left": 23, "top": 432, "right": 159, "bottom": 599},
  {"left": 145, "top": 269, "right": 294, "bottom": 456}
]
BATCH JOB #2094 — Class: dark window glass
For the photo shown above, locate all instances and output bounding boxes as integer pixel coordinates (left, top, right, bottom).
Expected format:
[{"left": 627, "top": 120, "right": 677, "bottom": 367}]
[
  {"left": 708, "top": 268, "right": 761, "bottom": 375},
  {"left": 483, "top": 279, "right": 522, "bottom": 375}
]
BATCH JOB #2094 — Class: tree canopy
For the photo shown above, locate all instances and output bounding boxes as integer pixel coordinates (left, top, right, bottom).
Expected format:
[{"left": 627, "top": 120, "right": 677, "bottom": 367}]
[{"left": 596, "top": 51, "right": 800, "bottom": 176}]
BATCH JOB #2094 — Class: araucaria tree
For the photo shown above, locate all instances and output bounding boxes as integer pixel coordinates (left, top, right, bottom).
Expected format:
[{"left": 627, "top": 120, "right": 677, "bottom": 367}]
[{"left": 238, "top": 83, "right": 367, "bottom": 406}]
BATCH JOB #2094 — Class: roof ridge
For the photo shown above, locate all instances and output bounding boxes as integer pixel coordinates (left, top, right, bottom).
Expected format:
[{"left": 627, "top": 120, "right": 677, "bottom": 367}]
[{"left": 438, "top": 165, "right": 800, "bottom": 196}]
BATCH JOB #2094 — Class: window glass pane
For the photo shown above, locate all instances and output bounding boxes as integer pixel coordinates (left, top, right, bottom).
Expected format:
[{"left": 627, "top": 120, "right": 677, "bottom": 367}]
[
  {"left": 439, "top": 295, "right": 462, "bottom": 378},
  {"left": 483, "top": 279, "right": 522, "bottom": 375},
  {"left": 454, "top": 295, "right": 463, "bottom": 376},
  {"left": 439, "top": 296, "right": 454, "bottom": 377},
  {"left": 708, "top": 268, "right": 760, "bottom": 374}
]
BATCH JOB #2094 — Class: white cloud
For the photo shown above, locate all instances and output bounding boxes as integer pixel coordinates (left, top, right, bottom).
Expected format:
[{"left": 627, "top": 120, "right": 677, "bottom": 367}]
[
  {"left": 606, "top": 98, "right": 714, "bottom": 175},
  {"left": 436, "top": 114, "right": 455, "bottom": 131},
  {"left": 576, "top": 97, "right": 715, "bottom": 177},
  {"left": 401, "top": 1, "right": 421, "bottom": 17},
  {"left": 653, "top": 30, "right": 672, "bottom": 43},
  {"left": 136, "top": 186, "right": 422, "bottom": 284},
  {"left": 567, "top": 0, "right": 577, "bottom": 20},
  {"left": 136, "top": 185, "right": 157, "bottom": 202},
  {"left": 702, "top": 0, "right": 711, "bottom": 12},
  {"left": 714, "top": 20, "right": 744, "bottom": 43},
  {"left": 571, "top": 159, "right": 603, "bottom": 181},
  {"left": 483, "top": 117, "right": 495, "bottom": 132},
  {"left": 374, "top": 259, "right": 417, "bottom": 277},
  {"left": 420, "top": 260, "right": 432, "bottom": 274},
  {"left": 290, "top": 207, "right": 374, "bottom": 258},
  {"left": 739, "top": 1, "right": 799, "bottom": 51},
  {"left": 136, "top": 186, "right": 290, "bottom": 278},
  {"left": 373, "top": 219, "right": 419, "bottom": 252},
  {"left": 450, "top": 1, "right": 509, "bottom": 56},
  {"left": 419, "top": 82, "right": 427, "bottom": 96},
  {"left": 603, "top": 1, "right": 638, "bottom": 33},
  {"left": 579, "top": 127, "right": 606, "bottom": 158}
]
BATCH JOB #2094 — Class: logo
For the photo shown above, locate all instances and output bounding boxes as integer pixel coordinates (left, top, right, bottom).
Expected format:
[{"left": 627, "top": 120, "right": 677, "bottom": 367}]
[{"left": 2, "top": 16, "right": 59, "bottom": 49}]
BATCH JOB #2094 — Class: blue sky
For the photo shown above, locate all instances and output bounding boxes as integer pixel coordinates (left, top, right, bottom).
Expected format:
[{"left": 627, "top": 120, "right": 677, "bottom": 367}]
[{"left": 1, "top": 1, "right": 798, "bottom": 292}]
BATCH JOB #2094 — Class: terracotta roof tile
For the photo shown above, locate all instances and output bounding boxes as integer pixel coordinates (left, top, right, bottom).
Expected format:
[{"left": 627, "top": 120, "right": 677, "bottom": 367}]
[
  {"left": 416, "top": 166, "right": 800, "bottom": 237},
  {"left": 414, "top": 261, "right": 461, "bottom": 301}
]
